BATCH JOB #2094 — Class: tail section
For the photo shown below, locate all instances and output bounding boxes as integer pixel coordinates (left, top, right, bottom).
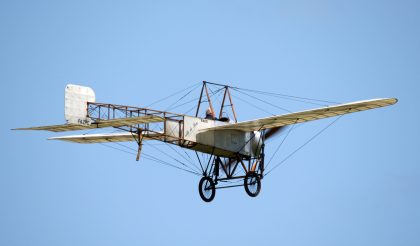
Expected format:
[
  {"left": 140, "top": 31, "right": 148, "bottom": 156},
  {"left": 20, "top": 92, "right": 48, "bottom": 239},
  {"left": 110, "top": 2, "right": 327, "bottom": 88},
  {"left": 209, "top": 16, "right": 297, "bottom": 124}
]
[{"left": 65, "top": 84, "right": 95, "bottom": 125}]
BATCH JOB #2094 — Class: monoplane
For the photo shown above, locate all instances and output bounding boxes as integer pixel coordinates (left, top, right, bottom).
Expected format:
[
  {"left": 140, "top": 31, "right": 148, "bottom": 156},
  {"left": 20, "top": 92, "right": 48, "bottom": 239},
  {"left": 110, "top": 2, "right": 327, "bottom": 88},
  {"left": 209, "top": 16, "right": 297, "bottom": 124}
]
[{"left": 13, "top": 81, "right": 397, "bottom": 202}]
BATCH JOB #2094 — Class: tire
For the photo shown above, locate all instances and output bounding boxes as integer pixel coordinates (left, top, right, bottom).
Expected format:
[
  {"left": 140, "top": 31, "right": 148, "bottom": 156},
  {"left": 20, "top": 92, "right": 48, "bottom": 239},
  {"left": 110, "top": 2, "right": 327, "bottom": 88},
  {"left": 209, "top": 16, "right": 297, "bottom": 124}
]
[
  {"left": 244, "top": 172, "right": 261, "bottom": 197},
  {"left": 198, "top": 176, "right": 216, "bottom": 202}
]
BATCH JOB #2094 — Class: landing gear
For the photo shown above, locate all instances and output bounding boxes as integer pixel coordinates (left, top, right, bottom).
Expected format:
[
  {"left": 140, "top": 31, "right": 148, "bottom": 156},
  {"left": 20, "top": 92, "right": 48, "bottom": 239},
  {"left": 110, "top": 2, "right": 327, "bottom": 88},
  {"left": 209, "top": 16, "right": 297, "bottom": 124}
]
[
  {"left": 244, "top": 172, "right": 261, "bottom": 197},
  {"left": 196, "top": 134, "right": 266, "bottom": 202},
  {"left": 198, "top": 176, "right": 216, "bottom": 202},
  {"left": 197, "top": 172, "right": 262, "bottom": 202}
]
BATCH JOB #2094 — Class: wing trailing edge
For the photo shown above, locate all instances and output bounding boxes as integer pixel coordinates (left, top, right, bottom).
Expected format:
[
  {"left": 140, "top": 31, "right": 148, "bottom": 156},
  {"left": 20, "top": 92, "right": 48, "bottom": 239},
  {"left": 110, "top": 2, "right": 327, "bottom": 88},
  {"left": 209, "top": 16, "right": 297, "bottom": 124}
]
[{"left": 48, "top": 131, "right": 164, "bottom": 143}]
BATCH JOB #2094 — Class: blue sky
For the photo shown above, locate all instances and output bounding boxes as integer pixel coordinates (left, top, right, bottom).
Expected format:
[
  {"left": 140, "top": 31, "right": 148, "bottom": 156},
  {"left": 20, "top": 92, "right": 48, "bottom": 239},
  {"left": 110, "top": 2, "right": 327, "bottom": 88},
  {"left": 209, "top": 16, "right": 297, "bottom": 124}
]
[{"left": 1, "top": 0, "right": 419, "bottom": 245}]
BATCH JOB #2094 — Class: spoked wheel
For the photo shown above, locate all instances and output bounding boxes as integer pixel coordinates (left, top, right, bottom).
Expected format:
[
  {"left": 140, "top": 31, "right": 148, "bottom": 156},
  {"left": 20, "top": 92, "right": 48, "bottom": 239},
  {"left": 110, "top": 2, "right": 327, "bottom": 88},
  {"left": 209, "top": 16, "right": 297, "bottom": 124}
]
[
  {"left": 244, "top": 172, "right": 261, "bottom": 197},
  {"left": 198, "top": 176, "right": 216, "bottom": 202}
]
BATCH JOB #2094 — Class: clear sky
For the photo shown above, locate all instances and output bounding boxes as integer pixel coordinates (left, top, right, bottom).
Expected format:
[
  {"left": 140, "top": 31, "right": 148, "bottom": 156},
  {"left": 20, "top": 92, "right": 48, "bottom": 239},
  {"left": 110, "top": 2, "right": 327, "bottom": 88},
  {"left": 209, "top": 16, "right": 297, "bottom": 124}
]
[{"left": 1, "top": 0, "right": 419, "bottom": 245}]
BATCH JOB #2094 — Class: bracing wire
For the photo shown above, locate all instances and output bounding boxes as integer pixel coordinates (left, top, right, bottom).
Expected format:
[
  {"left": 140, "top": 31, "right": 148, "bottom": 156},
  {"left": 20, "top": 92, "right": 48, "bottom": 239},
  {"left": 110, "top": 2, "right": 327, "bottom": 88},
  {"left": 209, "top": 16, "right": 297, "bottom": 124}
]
[
  {"left": 203, "top": 81, "right": 340, "bottom": 106},
  {"left": 167, "top": 87, "right": 224, "bottom": 114},
  {"left": 265, "top": 115, "right": 343, "bottom": 176},
  {"left": 231, "top": 93, "right": 276, "bottom": 116},
  {"left": 165, "top": 143, "right": 202, "bottom": 173},
  {"left": 165, "top": 83, "right": 201, "bottom": 111},
  {"left": 237, "top": 88, "right": 338, "bottom": 106},
  {"left": 146, "top": 82, "right": 201, "bottom": 108},
  {"left": 183, "top": 104, "right": 199, "bottom": 115},
  {"left": 99, "top": 142, "right": 136, "bottom": 156},
  {"left": 99, "top": 142, "right": 200, "bottom": 176},
  {"left": 232, "top": 88, "right": 292, "bottom": 113},
  {"left": 146, "top": 143, "right": 201, "bottom": 174},
  {"left": 265, "top": 121, "right": 297, "bottom": 169},
  {"left": 142, "top": 153, "right": 200, "bottom": 176},
  {"left": 165, "top": 96, "right": 201, "bottom": 111}
]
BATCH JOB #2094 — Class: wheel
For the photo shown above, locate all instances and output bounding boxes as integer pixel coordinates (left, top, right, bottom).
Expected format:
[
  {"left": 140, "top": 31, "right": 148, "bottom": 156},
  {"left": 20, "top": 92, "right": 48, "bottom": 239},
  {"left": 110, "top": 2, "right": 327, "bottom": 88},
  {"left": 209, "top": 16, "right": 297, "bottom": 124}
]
[
  {"left": 198, "top": 176, "right": 216, "bottom": 202},
  {"left": 244, "top": 172, "right": 261, "bottom": 197}
]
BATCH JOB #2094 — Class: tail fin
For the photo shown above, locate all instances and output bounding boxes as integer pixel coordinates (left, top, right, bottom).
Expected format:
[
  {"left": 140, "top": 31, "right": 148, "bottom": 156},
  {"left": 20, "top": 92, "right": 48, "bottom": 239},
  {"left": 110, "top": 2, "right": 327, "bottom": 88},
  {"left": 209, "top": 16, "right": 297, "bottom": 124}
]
[{"left": 65, "top": 84, "right": 95, "bottom": 125}]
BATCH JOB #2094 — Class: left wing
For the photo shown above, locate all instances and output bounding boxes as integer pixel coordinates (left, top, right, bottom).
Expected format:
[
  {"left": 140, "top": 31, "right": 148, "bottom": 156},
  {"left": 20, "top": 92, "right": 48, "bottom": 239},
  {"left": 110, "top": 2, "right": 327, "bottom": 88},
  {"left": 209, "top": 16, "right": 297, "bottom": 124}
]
[
  {"left": 48, "top": 131, "right": 164, "bottom": 143},
  {"left": 12, "top": 115, "right": 163, "bottom": 132},
  {"left": 201, "top": 98, "right": 397, "bottom": 132}
]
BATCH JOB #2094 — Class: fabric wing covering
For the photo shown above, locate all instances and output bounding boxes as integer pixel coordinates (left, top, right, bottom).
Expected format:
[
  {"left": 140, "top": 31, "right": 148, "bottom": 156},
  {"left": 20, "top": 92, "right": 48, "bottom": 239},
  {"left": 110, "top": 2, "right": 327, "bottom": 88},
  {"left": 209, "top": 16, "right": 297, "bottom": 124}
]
[
  {"left": 202, "top": 98, "right": 397, "bottom": 132},
  {"left": 48, "top": 132, "right": 164, "bottom": 143},
  {"left": 12, "top": 115, "right": 164, "bottom": 132}
]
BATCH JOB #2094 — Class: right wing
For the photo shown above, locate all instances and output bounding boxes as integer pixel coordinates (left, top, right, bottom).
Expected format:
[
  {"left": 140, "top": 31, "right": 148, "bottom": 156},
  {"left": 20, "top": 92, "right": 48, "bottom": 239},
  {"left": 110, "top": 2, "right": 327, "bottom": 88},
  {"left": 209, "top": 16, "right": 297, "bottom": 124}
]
[
  {"left": 201, "top": 98, "right": 397, "bottom": 132},
  {"left": 12, "top": 115, "right": 164, "bottom": 132}
]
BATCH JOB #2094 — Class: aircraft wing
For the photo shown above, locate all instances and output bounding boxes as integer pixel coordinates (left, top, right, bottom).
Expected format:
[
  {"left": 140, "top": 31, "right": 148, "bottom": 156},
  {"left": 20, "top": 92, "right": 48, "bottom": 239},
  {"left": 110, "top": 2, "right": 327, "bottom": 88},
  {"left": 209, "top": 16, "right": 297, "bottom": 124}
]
[
  {"left": 12, "top": 115, "right": 164, "bottom": 132},
  {"left": 201, "top": 98, "right": 398, "bottom": 132},
  {"left": 48, "top": 131, "right": 164, "bottom": 143}
]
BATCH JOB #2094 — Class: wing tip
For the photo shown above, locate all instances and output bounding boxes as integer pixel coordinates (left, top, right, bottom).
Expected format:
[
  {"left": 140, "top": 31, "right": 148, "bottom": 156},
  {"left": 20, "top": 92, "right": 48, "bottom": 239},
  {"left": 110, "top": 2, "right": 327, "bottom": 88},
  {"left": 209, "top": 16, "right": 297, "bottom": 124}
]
[
  {"left": 382, "top": 97, "right": 398, "bottom": 106},
  {"left": 373, "top": 97, "right": 398, "bottom": 106},
  {"left": 11, "top": 127, "right": 30, "bottom": 131}
]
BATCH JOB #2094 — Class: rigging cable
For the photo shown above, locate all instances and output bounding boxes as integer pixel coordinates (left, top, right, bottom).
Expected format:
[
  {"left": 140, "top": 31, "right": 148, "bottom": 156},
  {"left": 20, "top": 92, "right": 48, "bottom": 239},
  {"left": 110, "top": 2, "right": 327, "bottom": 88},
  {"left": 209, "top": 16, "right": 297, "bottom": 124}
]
[
  {"left": 167, "top": 87, "right": 225, "bottom": 113},
  {"left": 204, "top": 80, "right": 340, "bottom": 106},
  {"left": 98, "top": 142, "right": 200, "bottom": 176},
  {"left": 146, "top": 82, "right": 201, "bottom": 108},
  {"left": 231, "top": 93, "right": 277, "bottom": 116},
  {"left": 112, "top": 141, "right": 200, "bottom": 175},
  {"left": 232, "top": 88, "right": 292, "bottom": 113},
  {"left": 265, "top": 120, "right": 297, "bottom": 169},
  {"left": 164, "top": 83, "right": 201, "bottom": 111},
  {"left": 265, "top": 115, "right": 343, "bottom": 176},
  {"left": 165, "top": 143, "right": 202, "bottom": 173},
  {"left": 236, "top": 88, "right": 337, "bottom": 106},
  {"left": 211, "top": 81, "right": 341, "bottom": 106},
  {"left": 146, "top": 143, "right": 202, "bottom": 174}
]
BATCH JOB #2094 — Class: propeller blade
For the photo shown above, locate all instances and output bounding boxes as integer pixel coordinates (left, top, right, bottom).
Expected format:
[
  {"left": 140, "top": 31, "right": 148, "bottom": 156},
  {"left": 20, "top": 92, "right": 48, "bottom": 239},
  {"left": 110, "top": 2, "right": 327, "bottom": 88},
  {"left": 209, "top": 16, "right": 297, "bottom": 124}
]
[{"left": 264, "top": 126, "right": 286, "bottom": 140}]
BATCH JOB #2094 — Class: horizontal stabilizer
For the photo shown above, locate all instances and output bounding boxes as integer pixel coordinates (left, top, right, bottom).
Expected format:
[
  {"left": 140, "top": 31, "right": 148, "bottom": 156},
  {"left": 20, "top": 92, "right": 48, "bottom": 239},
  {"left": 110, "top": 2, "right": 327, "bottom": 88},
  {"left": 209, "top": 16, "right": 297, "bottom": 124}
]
[
  {"left": 12, "top": 115, "right": 164, "bottom": 132},
  {"left": 48, "top": 131, "right": 164, "bottom": 143},
  {"left": 202, "top": 98, "right": 398, "bottom": 132}
]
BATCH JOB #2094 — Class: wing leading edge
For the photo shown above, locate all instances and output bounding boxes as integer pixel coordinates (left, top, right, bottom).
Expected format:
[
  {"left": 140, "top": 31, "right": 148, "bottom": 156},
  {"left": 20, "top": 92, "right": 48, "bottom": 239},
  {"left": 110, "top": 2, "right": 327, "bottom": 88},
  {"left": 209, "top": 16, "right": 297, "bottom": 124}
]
[{"left": 201, "top": 98, "right": 398, "bottom": 132}]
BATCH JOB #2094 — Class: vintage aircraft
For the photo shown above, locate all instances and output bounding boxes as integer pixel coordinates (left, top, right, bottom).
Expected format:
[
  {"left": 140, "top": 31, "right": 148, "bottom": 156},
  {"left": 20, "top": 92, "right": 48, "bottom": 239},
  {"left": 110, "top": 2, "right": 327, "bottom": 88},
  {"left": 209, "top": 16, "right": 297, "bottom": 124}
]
[{"left": 13, "top": 81, "right": 397, "bottom": 202}]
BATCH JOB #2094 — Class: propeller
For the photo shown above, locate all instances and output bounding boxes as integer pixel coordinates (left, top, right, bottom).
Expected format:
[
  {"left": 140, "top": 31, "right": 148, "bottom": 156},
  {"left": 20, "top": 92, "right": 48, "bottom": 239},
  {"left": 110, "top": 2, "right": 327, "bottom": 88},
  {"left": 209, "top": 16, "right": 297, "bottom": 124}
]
[{"left": 263, "top": 126, "right": 286, "bottom": 140}]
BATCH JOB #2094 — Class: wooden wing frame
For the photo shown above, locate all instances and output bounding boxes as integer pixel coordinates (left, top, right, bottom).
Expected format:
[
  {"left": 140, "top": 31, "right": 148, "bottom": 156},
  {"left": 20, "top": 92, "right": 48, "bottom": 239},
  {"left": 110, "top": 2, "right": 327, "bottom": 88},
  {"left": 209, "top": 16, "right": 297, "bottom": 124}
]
[
  {"left": 12, "top": 115, "right": 164, "bottom": 132},
  {"left": 201, "top": 98, "right": 398, "bottom": 132},
  {"left": 48, "top": 131, "right": 164, "bottom": 143}
]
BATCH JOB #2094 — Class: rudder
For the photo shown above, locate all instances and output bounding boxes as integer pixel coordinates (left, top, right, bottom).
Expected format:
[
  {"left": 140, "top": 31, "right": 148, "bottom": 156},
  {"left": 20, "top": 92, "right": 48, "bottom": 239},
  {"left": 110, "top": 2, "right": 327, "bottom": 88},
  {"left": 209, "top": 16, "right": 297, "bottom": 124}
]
[{"left": 65, "top": 84, "right": 95, "bottom": 125}]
